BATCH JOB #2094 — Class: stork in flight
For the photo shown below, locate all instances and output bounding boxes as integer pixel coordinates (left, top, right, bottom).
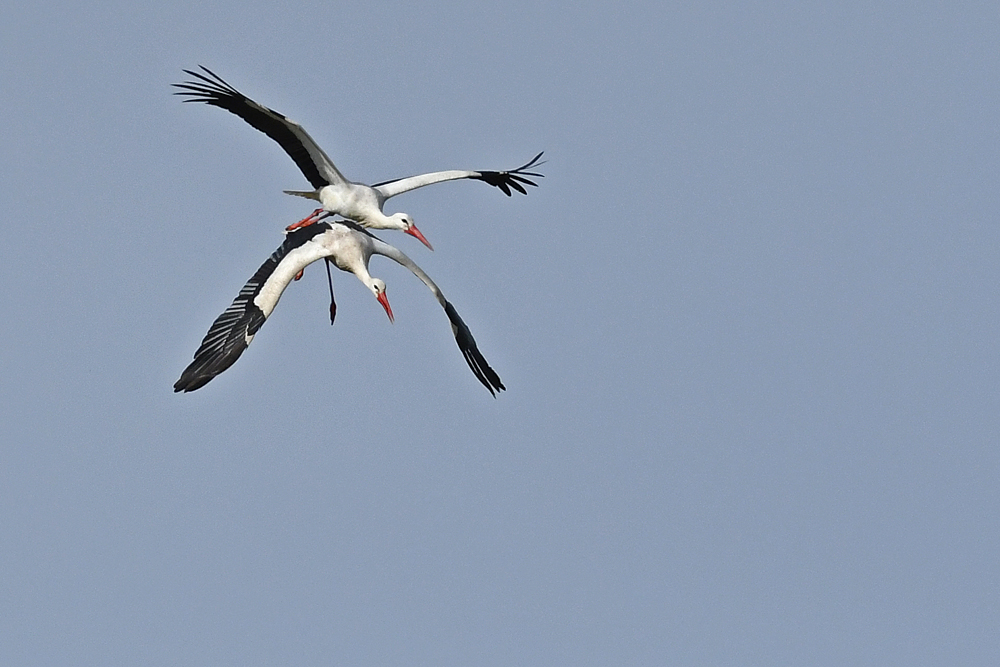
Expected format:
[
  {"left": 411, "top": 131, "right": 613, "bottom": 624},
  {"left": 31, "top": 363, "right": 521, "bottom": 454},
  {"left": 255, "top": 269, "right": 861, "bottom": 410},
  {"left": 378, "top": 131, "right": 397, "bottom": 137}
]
[
  {"left": 173, "top": 66, "right": 544, "bottom": 250},
  {"left": 173, "top": 220, "right": 506, "bottom": 396}
]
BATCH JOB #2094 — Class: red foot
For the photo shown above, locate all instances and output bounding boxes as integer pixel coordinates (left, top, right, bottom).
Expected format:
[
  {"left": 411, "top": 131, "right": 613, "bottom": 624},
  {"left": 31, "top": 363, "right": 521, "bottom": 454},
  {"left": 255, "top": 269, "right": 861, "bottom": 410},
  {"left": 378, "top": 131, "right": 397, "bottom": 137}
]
[
  {"left": 293, "top": 269, "right": 304, "bottom": 281},
  {"left": 286, "top": 208, "right": 324, "bottom": 231}
]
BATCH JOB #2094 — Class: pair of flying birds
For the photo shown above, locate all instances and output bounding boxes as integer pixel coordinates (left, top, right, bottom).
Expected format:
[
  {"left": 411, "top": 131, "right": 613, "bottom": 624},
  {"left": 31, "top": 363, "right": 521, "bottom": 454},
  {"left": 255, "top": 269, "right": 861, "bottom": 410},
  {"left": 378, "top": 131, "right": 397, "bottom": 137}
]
[{"left": 172, "top": 66, "right": 544, "bottom": 395}]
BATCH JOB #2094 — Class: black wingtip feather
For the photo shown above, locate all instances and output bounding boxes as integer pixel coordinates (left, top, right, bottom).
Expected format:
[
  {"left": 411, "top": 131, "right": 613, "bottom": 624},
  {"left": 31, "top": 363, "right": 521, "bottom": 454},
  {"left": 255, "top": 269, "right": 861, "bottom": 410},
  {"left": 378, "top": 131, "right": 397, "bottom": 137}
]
[
  {"left": 174, "top": 341, "right": 250, "bottom": 392},
  {"left": 172, "top": 65, "right": 332, "bottom": 190},
  {"left": 473, "top": 151, "right": 546, "bottom": 196},
  {"left": 444, "top": 301, "right": 505, "bottom": 396},
  {"left": 174, "top": 223, "right": 334, "bottom": 393}
]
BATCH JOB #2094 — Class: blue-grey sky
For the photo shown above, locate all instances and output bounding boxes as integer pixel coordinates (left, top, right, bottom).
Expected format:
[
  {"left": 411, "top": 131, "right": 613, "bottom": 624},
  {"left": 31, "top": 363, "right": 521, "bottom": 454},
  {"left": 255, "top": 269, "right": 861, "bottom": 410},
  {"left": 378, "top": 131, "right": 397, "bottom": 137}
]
[{"left": 2, "top": 1, "right": 998, "bottom": 664}]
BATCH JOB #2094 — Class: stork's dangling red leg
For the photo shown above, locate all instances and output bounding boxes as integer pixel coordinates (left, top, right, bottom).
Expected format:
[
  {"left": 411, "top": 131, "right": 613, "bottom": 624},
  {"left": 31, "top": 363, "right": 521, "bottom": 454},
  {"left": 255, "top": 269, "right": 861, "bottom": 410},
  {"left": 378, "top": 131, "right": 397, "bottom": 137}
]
[
  {"left": 286, "top": 208, "right": 325, "bottom": 231},
  {"left": 325, "top": 258, "right": 337, "bottom": 325}
]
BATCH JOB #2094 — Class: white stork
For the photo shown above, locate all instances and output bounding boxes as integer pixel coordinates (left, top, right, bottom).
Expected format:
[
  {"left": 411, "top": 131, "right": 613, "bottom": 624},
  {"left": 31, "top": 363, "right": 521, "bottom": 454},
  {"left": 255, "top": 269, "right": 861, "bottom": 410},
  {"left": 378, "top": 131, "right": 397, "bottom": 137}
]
[
  {"left": 173, "top": 66, "right": 544, "bottom": 250},
  {"left": 173, "top": 220, "right": 505, "bottom": 396}
]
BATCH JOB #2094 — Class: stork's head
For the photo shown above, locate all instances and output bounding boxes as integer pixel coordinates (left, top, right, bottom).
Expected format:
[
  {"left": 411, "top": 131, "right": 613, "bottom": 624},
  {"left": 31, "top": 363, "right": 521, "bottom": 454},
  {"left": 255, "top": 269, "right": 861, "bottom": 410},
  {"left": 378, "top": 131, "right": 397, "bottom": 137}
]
[
  {"left": 368, "top": 278, "right": 394, "bottom": 323},
  {"left": 388, "top": 212, "right": 433, "bottom": 251}
]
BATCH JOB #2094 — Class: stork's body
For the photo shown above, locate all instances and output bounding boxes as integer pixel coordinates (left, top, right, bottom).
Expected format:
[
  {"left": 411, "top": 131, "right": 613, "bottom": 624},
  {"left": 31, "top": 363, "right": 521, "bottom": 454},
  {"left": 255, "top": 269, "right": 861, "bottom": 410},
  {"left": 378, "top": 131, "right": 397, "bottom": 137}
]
[
  {"left": 174, "top": 221, "right": 505, "bottom": 396},
  {"left": 173, "top": 66, "right": 544, "bottom": 249}
]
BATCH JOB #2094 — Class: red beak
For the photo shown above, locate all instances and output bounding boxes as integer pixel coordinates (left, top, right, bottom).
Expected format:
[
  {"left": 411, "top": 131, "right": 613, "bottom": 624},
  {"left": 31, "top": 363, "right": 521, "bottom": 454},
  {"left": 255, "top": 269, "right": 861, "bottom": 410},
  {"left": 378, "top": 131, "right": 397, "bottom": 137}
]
[
  {"left": 405, "top": 223, "right": 434, "bottom": 251},
  {"left": 377, "top": 291, "right": 394, "bottom": 323}
]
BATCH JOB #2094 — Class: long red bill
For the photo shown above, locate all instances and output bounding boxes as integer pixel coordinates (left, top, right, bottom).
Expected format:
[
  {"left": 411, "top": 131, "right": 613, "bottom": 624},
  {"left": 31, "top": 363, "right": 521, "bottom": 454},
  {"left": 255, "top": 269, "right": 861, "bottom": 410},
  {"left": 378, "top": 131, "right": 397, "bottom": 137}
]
[
  {"left": 377, "top": 291, "right": 394, "bottom": 323},
  {"left": 405, "top": 224, "right": 434, "bottom": 251}
]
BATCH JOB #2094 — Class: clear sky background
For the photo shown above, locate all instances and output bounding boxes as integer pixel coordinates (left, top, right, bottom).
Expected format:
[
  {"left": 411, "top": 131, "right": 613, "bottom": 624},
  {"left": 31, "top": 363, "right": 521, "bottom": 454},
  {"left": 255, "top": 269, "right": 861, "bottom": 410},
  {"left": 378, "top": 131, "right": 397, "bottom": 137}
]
[{"left": 2, "top": 1, "right": 998, "bottom": 665}]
